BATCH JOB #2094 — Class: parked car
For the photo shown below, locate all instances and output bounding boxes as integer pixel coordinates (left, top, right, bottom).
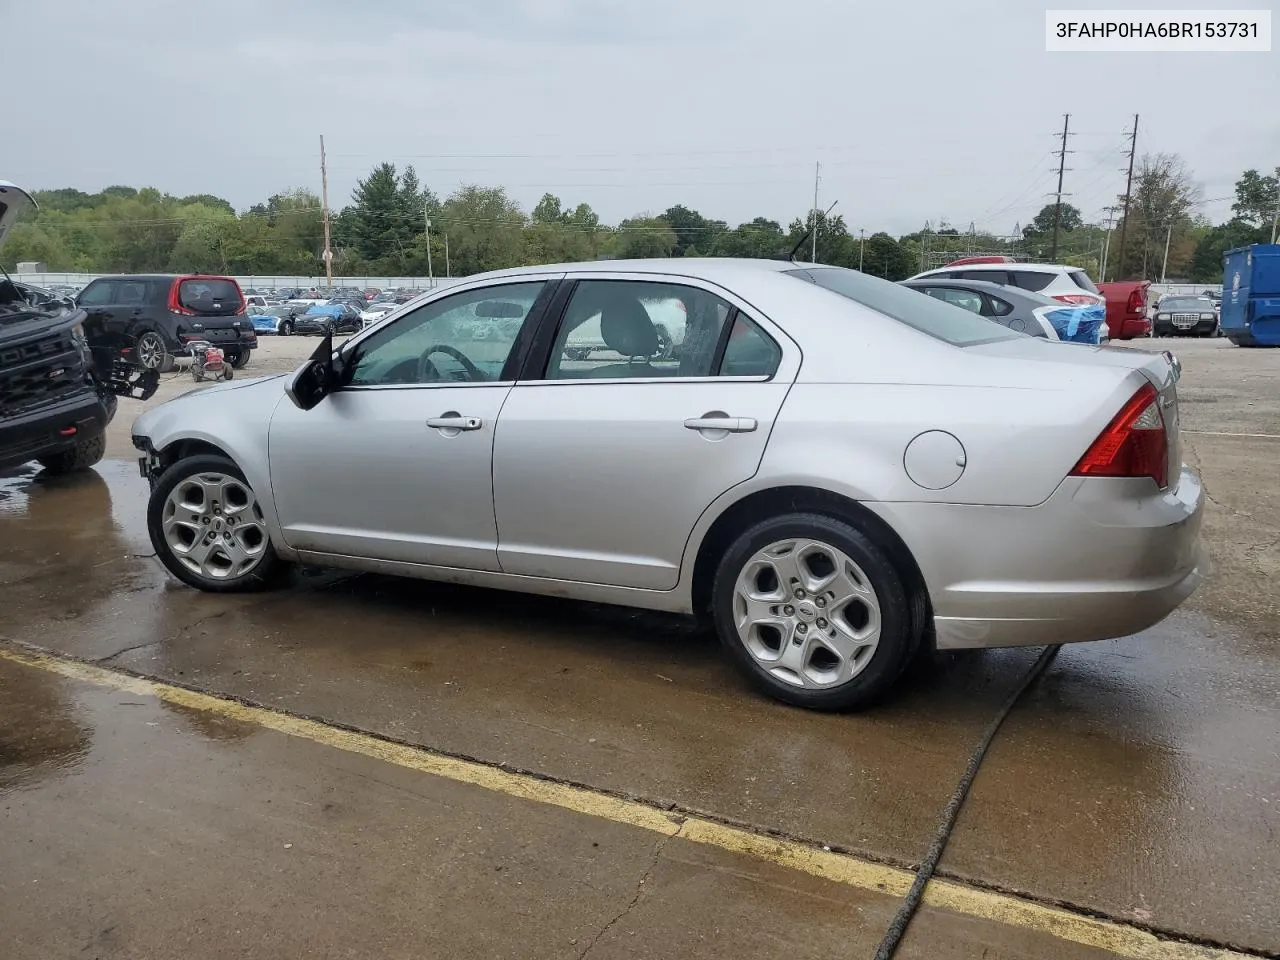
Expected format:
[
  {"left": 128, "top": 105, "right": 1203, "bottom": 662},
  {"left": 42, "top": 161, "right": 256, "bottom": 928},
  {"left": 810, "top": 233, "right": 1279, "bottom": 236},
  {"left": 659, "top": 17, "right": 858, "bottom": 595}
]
[
  {"left": 1, "top": 181, "right": 156, "bottom": 474},
  {"left": 359, "top": 302, "right": 398, "bottom": 327},
  {"left": 1152, "top": 296, "right": 1219, "bottom": 337},
  {"left": 1095, "top": 280, "right": 1152, "bottom": 340},
  {"left": 899, "top": 278, "right": 1061, "bottom": 339},
  {"left": 909, "top": 262, "right": 1106, "bottom": 308},
  {"left": 247, "top": 306, "right": 290, "bottom": 335},
  {"left": 293, "top": 303, "right": 362, "bottom": 335},
  {"left": 75, "top": 273, "right": 257, "bottom": 370},
  {"left": 132, "top": 258, "right": 1204, "bottom": 711}
]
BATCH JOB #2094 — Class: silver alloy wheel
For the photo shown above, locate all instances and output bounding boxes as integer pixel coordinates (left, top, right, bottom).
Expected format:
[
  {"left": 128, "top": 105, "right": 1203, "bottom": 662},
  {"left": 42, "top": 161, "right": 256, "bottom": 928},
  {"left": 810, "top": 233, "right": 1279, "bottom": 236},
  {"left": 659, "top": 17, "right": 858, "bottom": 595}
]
[
  {"left": 732, "top": 538, "right": 882, "bottom": 689},
  {"left": 161, "top": 471, "right": 269, "bottom": 581},
  {"left": 135, "top": 333, "right": 165, "bottom": 369}
]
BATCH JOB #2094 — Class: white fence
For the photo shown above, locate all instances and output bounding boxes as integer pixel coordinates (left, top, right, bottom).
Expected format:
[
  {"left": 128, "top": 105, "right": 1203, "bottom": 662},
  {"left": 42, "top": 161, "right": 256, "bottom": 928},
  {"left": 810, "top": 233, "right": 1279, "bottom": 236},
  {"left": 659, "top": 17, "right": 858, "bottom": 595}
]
[{"left": 14, "top": 273, "right": 466, "bottom": 293}]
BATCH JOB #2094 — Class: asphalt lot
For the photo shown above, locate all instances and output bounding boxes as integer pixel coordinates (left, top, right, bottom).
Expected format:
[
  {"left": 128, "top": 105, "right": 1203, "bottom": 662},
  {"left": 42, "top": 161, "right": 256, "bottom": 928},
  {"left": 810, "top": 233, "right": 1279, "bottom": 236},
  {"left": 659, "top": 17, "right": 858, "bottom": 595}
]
[{"left": 3, "top": 334, "right": 1278, "bottom": 958}]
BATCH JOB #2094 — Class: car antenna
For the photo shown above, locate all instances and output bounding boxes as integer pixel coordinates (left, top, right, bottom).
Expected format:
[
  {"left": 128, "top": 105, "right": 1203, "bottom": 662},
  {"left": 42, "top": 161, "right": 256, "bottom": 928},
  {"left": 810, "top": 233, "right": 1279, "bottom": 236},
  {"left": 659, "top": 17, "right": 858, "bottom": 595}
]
[{"left": 779, "top": 200, "right": 838, "bottom": 263}]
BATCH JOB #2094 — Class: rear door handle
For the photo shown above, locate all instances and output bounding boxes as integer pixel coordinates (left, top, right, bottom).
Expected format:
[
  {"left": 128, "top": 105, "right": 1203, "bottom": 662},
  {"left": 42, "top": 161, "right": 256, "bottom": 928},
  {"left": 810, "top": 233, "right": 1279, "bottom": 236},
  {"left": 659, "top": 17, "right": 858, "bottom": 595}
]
[
  {"left": 684, "top": 417, "right": 757, "bottom": 433},
  {"left": 426, "top": 415, "right": 483, "bottom": 431}
]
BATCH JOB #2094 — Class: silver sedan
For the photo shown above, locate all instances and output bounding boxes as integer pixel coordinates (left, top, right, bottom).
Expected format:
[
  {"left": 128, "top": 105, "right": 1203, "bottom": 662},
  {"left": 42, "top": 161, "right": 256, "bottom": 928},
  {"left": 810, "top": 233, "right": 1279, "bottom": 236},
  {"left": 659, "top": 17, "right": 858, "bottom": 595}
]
[{"left": 131, "top": 259, "right": 1206, "bottom": 710}]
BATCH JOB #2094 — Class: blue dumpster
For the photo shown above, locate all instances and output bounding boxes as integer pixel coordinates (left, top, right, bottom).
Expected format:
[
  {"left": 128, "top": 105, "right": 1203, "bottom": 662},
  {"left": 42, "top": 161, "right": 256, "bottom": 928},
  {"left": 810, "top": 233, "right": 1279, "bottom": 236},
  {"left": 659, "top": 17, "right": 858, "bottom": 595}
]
[{"left": 1221, "top": 243, "right": 1280, "bottom": 347}]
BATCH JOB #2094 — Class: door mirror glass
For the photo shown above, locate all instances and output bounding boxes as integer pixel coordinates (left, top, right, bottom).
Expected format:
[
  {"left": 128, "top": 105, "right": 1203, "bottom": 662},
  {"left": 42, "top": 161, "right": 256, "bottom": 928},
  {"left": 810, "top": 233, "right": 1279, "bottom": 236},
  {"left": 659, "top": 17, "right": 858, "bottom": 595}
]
[{"left": 285, "top": 332, "right": 337, "bottom": 410}]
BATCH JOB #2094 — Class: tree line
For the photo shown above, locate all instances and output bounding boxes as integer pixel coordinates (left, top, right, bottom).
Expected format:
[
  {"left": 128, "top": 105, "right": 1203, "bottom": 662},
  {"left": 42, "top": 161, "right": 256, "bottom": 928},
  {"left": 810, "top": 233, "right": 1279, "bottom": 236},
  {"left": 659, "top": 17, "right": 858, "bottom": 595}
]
[{"left": 4, "top": 157, "right": 1276, "bottom": 284}]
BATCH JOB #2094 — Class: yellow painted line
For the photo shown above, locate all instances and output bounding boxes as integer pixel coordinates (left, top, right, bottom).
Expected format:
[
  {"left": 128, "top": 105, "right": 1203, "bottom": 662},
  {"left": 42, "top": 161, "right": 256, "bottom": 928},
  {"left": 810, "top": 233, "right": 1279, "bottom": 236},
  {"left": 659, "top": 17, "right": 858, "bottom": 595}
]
[{"left": 0, "top": 646, "right": 1251, "bottom": 960}]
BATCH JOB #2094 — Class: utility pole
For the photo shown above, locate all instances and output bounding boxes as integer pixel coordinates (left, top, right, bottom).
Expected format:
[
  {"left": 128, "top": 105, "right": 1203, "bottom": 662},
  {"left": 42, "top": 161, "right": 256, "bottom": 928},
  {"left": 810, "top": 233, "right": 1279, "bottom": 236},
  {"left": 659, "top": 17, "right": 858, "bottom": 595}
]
[
  {"left": 859, "top": 228, "right": 865, "bottom": 271},
  {"left": 424, "top": 203, "right": 433, "bottom": 284},
  {"left": 1050, "top": 113, "right": 1073, "bottom": 260},
  {"left": 445, "top": 234, "right": 451, "bottom": 277},
  {"left": 1100, "top": 204, "right": 1121, "bottom": 282},
  {"left": 811, "top": 162, "right": 821, "bottom": 263},
  {"left": 1160, "top": 222, "right": 1173, "bottom": 284},
  {"left": 1116, "top": 114, "right": 1139, "bottom": 280},
  {"left": 319, "top": 135, "right": 333, "bottom": 289},
  {"left": 1271, "top": 176, "right": 1280, "bottom": 244}
]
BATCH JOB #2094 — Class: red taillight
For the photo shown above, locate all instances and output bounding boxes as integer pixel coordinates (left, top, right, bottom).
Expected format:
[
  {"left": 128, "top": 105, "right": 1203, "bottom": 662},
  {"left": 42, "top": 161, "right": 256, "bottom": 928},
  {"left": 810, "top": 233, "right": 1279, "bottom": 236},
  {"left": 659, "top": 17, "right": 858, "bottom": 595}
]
[
  {"left": 167, "top": 280, "right": 197, "bottom": 316},
  {"left": 1071, "top": 382, "right": 1168, "bottom": 488},
  {"left": 1053, "top": 294, "right": 1099, "bottom": 306},
  {"left": 1125, "top": 288, "right": 1145, "bottom": 315}
]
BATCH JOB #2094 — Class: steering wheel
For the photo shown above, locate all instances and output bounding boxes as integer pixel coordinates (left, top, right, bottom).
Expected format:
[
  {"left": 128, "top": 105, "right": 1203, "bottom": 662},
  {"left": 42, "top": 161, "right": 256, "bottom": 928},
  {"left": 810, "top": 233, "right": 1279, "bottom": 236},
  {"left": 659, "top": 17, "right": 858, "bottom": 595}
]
[{"left": 417, "top": 344, "right": 486, "bottom": 382}]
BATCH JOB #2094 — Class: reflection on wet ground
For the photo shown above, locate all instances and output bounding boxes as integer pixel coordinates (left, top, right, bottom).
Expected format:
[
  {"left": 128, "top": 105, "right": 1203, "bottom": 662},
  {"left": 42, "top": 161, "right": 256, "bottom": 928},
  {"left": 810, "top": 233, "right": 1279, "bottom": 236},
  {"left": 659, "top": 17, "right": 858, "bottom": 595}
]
[{"left": 2, "top": 459, "right": 1279, "bottom": 953}]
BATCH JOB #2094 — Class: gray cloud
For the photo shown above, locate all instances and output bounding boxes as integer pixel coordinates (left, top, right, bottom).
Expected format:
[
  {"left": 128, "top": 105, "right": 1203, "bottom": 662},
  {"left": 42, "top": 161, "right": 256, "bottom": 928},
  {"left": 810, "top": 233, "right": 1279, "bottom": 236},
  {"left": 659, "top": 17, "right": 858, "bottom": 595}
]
[{"left": 7, "top": 0, "right": 1275, "bottom": 236}]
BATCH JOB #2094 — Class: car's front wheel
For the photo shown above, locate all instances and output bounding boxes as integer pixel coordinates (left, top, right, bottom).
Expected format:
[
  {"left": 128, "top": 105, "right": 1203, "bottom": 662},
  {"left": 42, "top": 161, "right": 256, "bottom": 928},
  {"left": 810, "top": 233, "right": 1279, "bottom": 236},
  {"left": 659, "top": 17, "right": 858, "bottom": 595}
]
[
  {"left": 711, "top": 513, "right": 915, "bottom": 710},
  {"left": 148, "top": 454, "right": 285, "bottom": 592}
]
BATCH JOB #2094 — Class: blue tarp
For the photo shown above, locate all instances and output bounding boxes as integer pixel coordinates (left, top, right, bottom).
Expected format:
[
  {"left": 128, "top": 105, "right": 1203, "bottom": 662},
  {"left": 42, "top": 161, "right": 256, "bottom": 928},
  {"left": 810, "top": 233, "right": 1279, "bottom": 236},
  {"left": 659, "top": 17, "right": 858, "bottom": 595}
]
[{"left": 1044, "top": 304, "right": 1107, "bottom": 344}]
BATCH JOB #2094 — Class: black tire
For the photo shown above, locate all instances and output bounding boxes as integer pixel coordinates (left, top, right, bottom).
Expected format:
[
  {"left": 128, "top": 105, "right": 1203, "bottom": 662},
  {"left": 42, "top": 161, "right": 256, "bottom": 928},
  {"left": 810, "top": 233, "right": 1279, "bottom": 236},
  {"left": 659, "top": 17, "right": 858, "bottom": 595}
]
[
  {"left": 711, "top": 512, "right": 915, "bottom": 711},
  {"left": 147, "top": 454, "right": 286, "bottom": 593},
  {"left": 38, "top": 432, "right": 106, "bottom": 475},
  {"left": 225, "top": 347, "right": 250, "bottom": 369}
]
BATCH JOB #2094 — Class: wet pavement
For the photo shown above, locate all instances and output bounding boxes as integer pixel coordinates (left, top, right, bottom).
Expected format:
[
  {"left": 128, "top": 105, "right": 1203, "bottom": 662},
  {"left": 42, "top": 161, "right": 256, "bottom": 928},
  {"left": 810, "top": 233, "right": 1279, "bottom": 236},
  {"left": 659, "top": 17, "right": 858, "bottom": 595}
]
[{"left": 3, "top": 337, "right": 1279, "bottom": 958}]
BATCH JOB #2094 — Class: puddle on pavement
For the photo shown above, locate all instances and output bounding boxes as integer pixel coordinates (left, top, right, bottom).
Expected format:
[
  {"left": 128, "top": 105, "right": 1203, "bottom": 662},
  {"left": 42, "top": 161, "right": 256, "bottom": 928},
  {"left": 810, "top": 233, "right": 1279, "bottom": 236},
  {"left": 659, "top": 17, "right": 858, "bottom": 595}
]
[{"left": 0, "top": 662, "right": 93, "bottom": 790}]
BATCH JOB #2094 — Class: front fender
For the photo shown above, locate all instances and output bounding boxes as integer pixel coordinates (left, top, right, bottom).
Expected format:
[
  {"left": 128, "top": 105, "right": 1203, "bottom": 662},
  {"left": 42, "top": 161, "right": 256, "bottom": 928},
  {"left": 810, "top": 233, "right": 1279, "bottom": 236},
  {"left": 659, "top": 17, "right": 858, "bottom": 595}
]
[{"left": 131, "top": 381, "right": 294, "bottom": 558}]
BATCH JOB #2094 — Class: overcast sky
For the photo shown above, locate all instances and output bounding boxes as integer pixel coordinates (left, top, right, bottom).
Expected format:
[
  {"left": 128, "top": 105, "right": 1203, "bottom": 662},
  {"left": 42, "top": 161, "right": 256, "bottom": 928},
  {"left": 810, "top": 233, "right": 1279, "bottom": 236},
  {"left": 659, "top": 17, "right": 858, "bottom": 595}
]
[{"left": 8, "top": 0, "right": 1276, "bottom": 236}]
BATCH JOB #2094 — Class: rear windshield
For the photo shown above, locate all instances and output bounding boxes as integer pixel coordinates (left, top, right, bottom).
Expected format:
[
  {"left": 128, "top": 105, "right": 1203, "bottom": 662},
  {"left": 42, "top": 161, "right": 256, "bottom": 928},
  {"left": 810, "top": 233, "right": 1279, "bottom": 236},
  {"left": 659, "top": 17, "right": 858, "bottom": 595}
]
[
  {"left": 178, "top": 278, "right": 242, "bottom": 312},
  {"left": 787, "top": 267, "right": 1021, "bottom": 346},
  {"left": 1068, "top": 270, "right": 1100, "bottom": 294}
]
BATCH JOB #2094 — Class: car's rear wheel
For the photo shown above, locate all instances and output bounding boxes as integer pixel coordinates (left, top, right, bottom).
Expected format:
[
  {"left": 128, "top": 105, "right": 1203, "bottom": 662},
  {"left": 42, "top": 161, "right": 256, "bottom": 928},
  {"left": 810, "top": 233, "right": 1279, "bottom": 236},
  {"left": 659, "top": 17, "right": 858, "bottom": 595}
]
[
  {"left": 711, "top": 513, "right": 914, "bottom": 710},
  {"left": 135, "top": 331, "right": 175, "bottom": 373},
  {"left": 148, "top": 454, "right": 285, "bottom": 593},
  {"left": 224, "top": 347, "right": 250, "bottom": 369}
]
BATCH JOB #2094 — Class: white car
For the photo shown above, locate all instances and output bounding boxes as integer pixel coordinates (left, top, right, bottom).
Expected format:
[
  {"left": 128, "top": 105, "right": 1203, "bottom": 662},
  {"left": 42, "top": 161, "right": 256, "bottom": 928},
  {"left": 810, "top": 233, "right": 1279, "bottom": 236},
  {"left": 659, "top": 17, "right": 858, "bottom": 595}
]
[
  {"left": 909, "top": 262, "right": 1105, "bottom": 308},
  {"left": 360, "top": 302, "right": 399, "bottom": 328}
]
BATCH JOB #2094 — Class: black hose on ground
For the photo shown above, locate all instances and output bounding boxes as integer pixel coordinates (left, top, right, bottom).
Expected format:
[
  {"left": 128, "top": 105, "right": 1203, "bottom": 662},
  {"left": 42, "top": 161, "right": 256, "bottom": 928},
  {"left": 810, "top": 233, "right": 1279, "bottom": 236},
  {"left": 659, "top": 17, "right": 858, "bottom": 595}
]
[{"left": 872, "top": 644, "right": 1062, "bottom": 960}]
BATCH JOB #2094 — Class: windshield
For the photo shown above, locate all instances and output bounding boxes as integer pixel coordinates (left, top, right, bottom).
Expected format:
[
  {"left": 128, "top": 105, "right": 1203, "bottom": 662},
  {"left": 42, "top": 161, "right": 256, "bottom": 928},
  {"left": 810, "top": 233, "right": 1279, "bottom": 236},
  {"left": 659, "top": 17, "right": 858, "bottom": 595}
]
[
  {"left": 1161, "top": 297, "right": 1213, "bottom": 311},
  {"left": 786, "top": 267, "right": 1021, "bottom": 346}
]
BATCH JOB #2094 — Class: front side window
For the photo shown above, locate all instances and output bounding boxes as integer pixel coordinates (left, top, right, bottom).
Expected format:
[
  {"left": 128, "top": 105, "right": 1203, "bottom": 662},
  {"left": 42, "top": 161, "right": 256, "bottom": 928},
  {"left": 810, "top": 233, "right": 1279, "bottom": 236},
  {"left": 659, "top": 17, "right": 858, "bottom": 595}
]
[
  {"left": 77, "top": 280, "right": 117, "bottom": 306},
  {"left": 545, "top": 280, "right": 735, "bottom": 380},
  {"left": 345, "top": 281, "right": 546, "bottom": 386}
]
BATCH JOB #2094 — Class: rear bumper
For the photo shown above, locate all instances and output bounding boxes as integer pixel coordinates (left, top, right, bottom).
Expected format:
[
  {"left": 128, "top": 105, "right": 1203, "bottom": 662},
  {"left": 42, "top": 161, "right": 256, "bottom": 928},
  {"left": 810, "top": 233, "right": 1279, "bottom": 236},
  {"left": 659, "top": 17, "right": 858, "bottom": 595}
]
[
  {"left": 1112, "top": 315, "right": 1152, "bottom": 339},
  {"left": 0, "top": 389, "right": 114, "bottom": 471},
  {"left": 869, "top": 466, "right": 1207, "bottom": 650}
]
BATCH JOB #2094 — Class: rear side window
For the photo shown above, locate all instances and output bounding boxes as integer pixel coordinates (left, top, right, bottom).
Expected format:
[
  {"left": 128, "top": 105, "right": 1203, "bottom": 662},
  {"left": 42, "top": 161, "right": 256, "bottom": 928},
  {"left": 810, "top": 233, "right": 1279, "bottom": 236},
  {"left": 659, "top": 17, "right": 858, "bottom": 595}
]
[
  {"left": 719, "top": 316, "right": 781, "bottom": 377},
  {"left": 789, "top": 267, "right": 1020, "bottom": 346},
  {"left": 1010, "top": 270, "right": 1054, "bottom": 292},
  {"left": 960, "top": 269, "right": 1008, "bottom": 284},
  {"left": 986, "top": 294, "right": 1014, "bottom": 317},
  {"left": 178, "top": 278, "right": 243, "bottom": 313},
  {"left": 1068, "top": 270, "right": 1100, "bottom": 294}
]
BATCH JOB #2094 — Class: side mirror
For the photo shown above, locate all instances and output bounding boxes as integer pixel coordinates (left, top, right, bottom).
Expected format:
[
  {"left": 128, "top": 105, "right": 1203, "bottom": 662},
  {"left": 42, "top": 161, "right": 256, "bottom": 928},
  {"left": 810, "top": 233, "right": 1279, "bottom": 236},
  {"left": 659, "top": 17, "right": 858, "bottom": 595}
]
[{"left": 285, "top": 332, "right": 337, "bottom": 410}]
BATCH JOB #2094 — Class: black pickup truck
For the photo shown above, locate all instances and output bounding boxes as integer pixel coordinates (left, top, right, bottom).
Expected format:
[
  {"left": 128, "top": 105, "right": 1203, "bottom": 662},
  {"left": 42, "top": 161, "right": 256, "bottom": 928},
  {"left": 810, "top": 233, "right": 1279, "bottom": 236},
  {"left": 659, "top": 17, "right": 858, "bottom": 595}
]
[{"left": 1, "top": 182, "right": 158, "bottom": 474}]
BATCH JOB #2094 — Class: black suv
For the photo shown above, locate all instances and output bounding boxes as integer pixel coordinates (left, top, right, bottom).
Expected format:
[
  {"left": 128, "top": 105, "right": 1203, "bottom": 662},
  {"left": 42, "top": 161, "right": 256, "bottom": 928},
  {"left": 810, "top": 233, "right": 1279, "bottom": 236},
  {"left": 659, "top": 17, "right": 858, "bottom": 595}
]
[{"left": 76, "top": 274, "right": 257, "bottom": 371}]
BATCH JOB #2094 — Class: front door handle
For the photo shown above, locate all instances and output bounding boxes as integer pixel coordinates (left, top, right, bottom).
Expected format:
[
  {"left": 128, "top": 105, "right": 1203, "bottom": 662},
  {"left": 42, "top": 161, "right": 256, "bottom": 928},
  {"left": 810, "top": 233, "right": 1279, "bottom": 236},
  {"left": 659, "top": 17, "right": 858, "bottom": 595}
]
[
  {"left": 426, "top": 415, "right": 482, "bottom": 431},
  {"left": 684, "top": 416, "right": 757, "bottom": 433}
]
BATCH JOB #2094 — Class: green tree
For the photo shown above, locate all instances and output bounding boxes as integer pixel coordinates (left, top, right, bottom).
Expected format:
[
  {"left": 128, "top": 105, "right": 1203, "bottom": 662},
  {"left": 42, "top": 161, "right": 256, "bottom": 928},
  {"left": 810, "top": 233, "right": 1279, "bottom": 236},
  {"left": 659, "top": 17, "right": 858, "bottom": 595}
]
[
  {"left": 614, "top": 216, "right": 677, "bottom": 259},
  {"left": 660, "top": 204, "right": 725, "bottom": 256},
  {"left": 709, "top": 218, "right": 786, "bottom": 258},
  {"left": 860, "top": 233, "right": 915, "bottom": 280},
  {"left": 1111, "top": 153, "right": 1202, "bottom": 280},
  {"left": 436, "top": 185, "right": 527, "bottom": 275},
  {"left": 785, "top": 211, "right": 855, "bottom": 266},
  {"left": 1188, "top": 219, "right": 1267, "bottom": 282},
  {"left": 1231, "top": 167, "right": 1280, "bottom": 226}
]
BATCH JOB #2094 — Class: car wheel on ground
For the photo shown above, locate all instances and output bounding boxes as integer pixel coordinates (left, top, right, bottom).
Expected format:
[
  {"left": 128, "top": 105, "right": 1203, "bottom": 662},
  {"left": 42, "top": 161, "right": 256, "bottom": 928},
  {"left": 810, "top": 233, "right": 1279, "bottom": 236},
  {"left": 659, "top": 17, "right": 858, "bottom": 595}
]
[
  {"left": 711, "top": 512, "right": 915, "bottom": 711},
  {"left": 224, "top": 347, "right": 250, "bottom": 369},
  {"left": 135, "top": 331, "right": 175, "bottom": 373},
  {"left": 37, "top": 432, "right": 106, "bottom": 475},
  {"left": 147, "top": 454, "right": 285, "bottom": 593}
]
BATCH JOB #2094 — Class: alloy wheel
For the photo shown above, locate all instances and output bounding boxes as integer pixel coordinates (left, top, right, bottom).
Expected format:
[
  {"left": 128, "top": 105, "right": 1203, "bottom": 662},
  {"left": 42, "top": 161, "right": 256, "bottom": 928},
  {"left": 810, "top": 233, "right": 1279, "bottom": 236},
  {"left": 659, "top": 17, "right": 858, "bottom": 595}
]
[
  {"left": 732, "top": 538, "right": 881, "bottom": 689},
  {"left": 135, "top": 333, "right": 165, "bottom": 370},
  {"left": 161, "top": 472, "right": 269, "bottom": 581}
]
